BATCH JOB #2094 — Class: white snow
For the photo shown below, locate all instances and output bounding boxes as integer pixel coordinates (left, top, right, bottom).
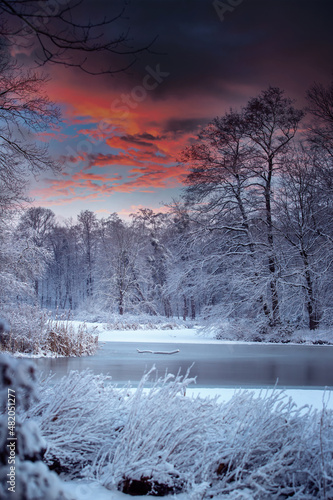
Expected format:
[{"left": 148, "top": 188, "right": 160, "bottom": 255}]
[
  {"left": 97, "top": 325, "right": 221, "bottom": 344},
  {"left": 87, "top": 321, "right": 333, "bottom": 346},
  {"left": 186, "top": 387, "right": 333, "bottom": 411},
  {"left": 63, "top": 480, "right": 191, "bottom": 499},
  {"left": 55, "top": 372, "right": 333, "bottom": 500},
  {"left": 5, "top": 321, "right": 332, "bottom": 499}
]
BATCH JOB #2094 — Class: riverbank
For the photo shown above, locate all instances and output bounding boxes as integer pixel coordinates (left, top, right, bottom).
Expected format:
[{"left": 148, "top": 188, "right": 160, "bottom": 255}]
[{"left": 76, "top": 320, "right": 333, "bottom": 346}]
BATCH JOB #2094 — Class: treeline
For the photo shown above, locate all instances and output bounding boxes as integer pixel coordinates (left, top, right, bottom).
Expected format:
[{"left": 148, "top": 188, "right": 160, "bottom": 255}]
[
  {"left": 1, "top": 206, "right": 200, "bottom": 320},
  {"left": 1, "top": 84, "right": 333, "bottom": 333},
  {"left": 8, "top": 207, "right": 191, "bottom": 319}
]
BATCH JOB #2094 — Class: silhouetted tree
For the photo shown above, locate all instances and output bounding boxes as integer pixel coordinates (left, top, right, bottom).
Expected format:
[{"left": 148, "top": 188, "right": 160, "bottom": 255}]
[
  {"left": 0, "top": 0, "right": 154, "bottom": 75},
  {"left": 307, "top": 80, "right": 333, "bottom": 157},
  {"left": 0, "top": 54, "right": 60, "bottom": 214}
]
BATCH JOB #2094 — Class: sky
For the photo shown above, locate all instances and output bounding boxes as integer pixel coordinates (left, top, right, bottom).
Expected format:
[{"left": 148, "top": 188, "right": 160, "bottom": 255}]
[{"left": 24, "top": 0, "right": 333, "bottom": 220}]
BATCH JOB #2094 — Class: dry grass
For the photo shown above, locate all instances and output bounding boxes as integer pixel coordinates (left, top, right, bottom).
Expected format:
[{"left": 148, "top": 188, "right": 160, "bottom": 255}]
[
  {"left": 0, "top": 306, "right": 98, "bottom": 356},
  {"left": 46, "top": 317, "right": 98, "bottom": 356}
]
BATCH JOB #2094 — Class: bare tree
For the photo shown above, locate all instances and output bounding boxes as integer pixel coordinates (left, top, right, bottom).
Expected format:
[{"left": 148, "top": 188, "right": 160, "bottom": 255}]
[
  {"left": 0, "top": 0, "right": 154, "bottom": 75},
  {"left": 276, "top": 148, "right": 327, "bottom": 329},
  {"left": 181, "top": 90, "right": 304, "bottom": 327},
  {"left": 0, "top": 0, "right": 156, "bottom": 210},
  {"left": 307, "top": 80, "right": 333, "bottom": 157},
  {"left": 17, "top": 207, "right": 55, "bottom": 245},
  {"left": 0, "top": 53, "right": 60, "bottom": 213},
  {"left": 242, "top": 87, "right": 304, "bottom": 325},
  {"left": 181, "top": 112, "right": 271, "bottom": 320},
  {"left": 183, "top": 111, "right": 255, "bottom": 234}
]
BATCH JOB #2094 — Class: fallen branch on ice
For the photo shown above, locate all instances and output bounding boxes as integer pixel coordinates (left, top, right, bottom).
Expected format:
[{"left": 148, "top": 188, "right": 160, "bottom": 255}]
[{"left": 137, "top": 349, "right": 180, "bottom": 355}]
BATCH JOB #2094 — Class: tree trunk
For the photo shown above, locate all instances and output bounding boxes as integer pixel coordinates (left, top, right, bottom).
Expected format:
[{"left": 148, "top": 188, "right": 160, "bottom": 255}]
[
  {"left": 164, "top": 299, "right": 172, "bottom": 318},
  {"left": 182, "top": 296, "right": 188, "bottom": 321},
  {"left": 190, "top": 296, "right": 196, "bottom": 320},
  {"left": 301, "top": 249, "right": 320, "bottom": 330},
  {"left": 118, "top": 288, "right": 124, "bottom": 315},
  {"left": 264, "top": 161, "right": 280, "bottom": 326}
]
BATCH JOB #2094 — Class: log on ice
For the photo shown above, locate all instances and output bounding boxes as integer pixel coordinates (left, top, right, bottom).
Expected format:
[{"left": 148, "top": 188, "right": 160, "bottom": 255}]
[{"left": 137, "top": 349, "right": 180, "bottom": 355}]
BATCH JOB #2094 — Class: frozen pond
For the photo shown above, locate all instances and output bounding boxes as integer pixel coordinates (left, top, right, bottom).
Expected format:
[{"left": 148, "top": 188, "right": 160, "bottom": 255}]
[{"left": 33, "top": 341, "right": 333, "bottom": 389}]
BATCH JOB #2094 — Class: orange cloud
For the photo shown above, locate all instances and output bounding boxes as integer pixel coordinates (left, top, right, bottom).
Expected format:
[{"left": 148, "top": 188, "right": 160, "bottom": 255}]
[
  {"left": 34, "top": 71, "right": 211, "bottom": 208},
  {"left": 72, "top": 171, "right": 122, "bottom": 182},
  {"left": 36, "top": 131, "right": 71, "bottom": 143}
]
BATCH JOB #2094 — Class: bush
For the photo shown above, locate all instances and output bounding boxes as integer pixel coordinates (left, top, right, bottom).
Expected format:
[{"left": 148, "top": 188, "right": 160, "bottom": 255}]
[
  {"left": 104, "top": 312, "right": 194, "bottom": 331},
  {"left": 46, "top": 316, "right": 98, "bottom": 356},
  {"left": 25, "top": 369, "right": 128, "bottom": 477},
  {"left": 210, "top": 319, "right": 296, "bottom": 343},
  {"left": 211, "top": 319, "right": 333, "bottom": 345},
  {"left": 0, "top": 354, "right": 68, "bottom": 500},
  {"left": 0, "top": 306, "right": 99, "bottom": 356},
  {"left": 95, "top": 378, "right": 333, "bottom": 498},
  {"left": 0, "top": 304, "right": 50, "bottom": 354}
]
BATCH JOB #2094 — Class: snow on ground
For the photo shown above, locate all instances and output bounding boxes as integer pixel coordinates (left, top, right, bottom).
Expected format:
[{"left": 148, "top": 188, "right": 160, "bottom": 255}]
[
  {"left": 186, "top": 387, "right": 333, "bottom": 411},
  {"left": 63, "top": 480, "right": 191, "bottom": 500},
  {"left": 79, "top": 321, "right": 333, "bottom": 346},
  {"left": 93, "top": 322, "right": 272, "bottom": 344},
  {"left": 97, "top": 325, "right": 218, "bottom": 344}
]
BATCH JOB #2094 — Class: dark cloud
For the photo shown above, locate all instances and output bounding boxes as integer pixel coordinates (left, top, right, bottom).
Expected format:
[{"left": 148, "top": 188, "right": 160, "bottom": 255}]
[
  {"left": 162, "top": 117, "right": 210, "bottom": 134},
  {"left": 68, "top": 0, "right": 333, "bottom": 110},
  {"left": 135, "top": 132, "right": 164, "bottom": 141},
  {"left": 120, "top": 135, "right": 153, "bottom": 148},
  {"left": 120, "top": 133, "right": 165, "bottom": 147}
]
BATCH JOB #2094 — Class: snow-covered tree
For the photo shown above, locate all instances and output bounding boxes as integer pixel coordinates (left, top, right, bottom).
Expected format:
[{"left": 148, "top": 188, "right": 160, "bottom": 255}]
[{"left": 0, "top": 354, "right": 67, "bottom": 499}]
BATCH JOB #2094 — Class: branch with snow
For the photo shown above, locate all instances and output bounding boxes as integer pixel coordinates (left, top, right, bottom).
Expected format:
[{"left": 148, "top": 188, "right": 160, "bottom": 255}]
[{"left": 137, "top": 348, "right": 180, "bottom": 355}]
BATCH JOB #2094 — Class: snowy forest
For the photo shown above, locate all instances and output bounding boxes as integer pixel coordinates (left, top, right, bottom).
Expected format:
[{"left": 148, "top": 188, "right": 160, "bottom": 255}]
[{"left": 1, "top": 84, "right": 333, "bottom": 345}]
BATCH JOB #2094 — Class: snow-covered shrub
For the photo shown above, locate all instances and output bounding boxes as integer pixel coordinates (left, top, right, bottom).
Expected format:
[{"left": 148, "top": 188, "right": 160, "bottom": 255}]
[
  {"left": 0, "top": 354, "right": 68, "bottom": 500},
  {"left": 0, "top": 306, "right": 99, "bottom": 356},
  {"left": 92, "top": 367, "right": 196, "bottom": 494},
  {"left": 206, "top": 391, "right": 333, "bottom": 498},
  {"left": 90, "top": 373, "right": 333, "bottom": 498},
  {"left": 0, "top": 304, "right": 50, "bottom": 354},
  {"left": 104, "top": 312, "right": 194, "bottom": 331},
  {"left": 207, "top": 319, "right": 296, "bottom": 343},
  {"left": 72, "top": 308, "right": 111, "bottom": 324},
  {"left": 256, "top": 321, "right": 295, "bottom": 343},
  {"left": 210, "top": 319, "right": 333, "bottom": 345},
  {"left": 208, "top": 319, "right": 262, "bottom": 342},
  {"left": 24, "top": 369, "right": 128, "bottom": 477}
]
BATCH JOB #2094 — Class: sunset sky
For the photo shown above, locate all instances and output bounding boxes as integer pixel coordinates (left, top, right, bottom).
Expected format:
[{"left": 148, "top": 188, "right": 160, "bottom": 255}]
[{"left": 26, "top": 0, "right": 333, "bottom": 220}]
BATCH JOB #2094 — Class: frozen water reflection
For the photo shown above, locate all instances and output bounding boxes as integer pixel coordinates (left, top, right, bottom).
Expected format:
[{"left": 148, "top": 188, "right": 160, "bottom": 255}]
[{"left": 33, "top": 341, "right": 333, "bottom": 388}]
